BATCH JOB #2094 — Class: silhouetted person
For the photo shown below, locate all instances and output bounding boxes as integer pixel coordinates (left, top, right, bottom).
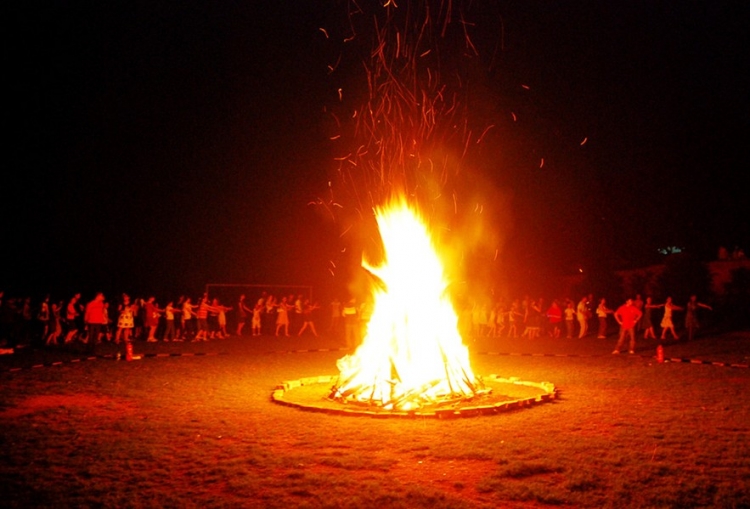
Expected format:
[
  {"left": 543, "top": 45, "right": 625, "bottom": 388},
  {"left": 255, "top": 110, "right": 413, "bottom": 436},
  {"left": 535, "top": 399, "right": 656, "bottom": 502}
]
[{"left": 684, "top": 295, "right": 712, "bottom": 342}]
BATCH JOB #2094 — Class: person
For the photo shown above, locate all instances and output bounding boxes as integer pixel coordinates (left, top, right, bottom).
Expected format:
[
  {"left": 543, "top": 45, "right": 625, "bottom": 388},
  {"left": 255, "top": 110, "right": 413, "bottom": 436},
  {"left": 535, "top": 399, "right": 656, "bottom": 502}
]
[
  {"left": 641, "top": 296, "right": 659, "bottom": 340},
  {"left": 132, "top": 298, "right": 144, "bottom": 340},
  {"left": 115, "top": 294, "right": 135, "bottom": 344},
  {"left": 214, "top": 299, "right": 232, "bottom": 338},
  {"left": 194, "top": 296, "right": 217, "bottom": 341},
  {"left": 576, "top": 296, "right": 589, "bottom": 338},
  {"left": 342, "top": 298, "right": 359, "bottom": 349},
  {"left": 684, "top": 295, "right": 712, "bottom": 342},
  {"left": 659, "top": 297, "right": 683, "bottom": 340},
  {"left": 546, "top": 300, "right": 562, "bottom": 338},
  {"left": 36, "top": 294, "right": 51, "bottom": 347},
  {"left": 63, "top": 293, "right": 82, "bottom": 343},
  {"left": 19, "top": 297, "right": 34, "bottom": 346},
  {"left": 536, "top": 298, "right": 548, "bottom": 337},
  {"left": 46, "top": 301, "right": 63, "bottom": 346},
  {"left": 162, "top": 300, "right": 179, "bottom": 342},
  {"left": 586, "top": 293, "right": 595, "bottom": 335},
  {"left": 174, "top": 296, "right": 186, "bottom": 341},
  {"left": 473, "top": 303, "right": 489, "bottom": 338},
  {"left": 518, "top": 298, "right": 530, "bottom": 338},
  {"left": 521, "top": 298, "right": 542, "bottom": 339},
  {"left": 84, "top": 292, "right": 107, "bottom": 349},
  {"left": 235, "top": 294, "right": 252, "bottom": 337},
  {"left": 495, "top": 303, "right": 507, "bottom": 338},
  {"left": 143, "top": 296, "right": 163, "bottom": 342},
  {"left": 293, "top": 294, "right": 304, "bottom": 332},
  {"left": 182, "top": 297, "right": 198, "bottom": 341},
  {"left": 595, "top": 298, "right": 613, "bottom": 339},
  {"left": 329, "top": 298, "right": 342, "bottom": 334},
  {"left": 563, "top": 300, "right": 576, "bottom": 339},
  {"left": 208, "top": 296, "right": 221, "bottom": 339},
  {"left": 297, "top": 300, "right": 320, "bottom": 337},
  {"left": 251, "top": 299, "right": 263, "bottom": 336},
  {"left": 102, "top": 301, "right": 113, "bottom": 342},
  {"left": 486, "top": 303, "right": 498, "bottom": 337},
  {"left": 275, "top": 296, "right": 293, "bottom": 337},
  {"left": 612, "top": 298, "right": 643, "bottom": 354},
  {"left": 507, "top": 300, "right": 521, "bottom": 338},
  {"left": 264, "top": 295, "right": 277, "bottom": 335}
]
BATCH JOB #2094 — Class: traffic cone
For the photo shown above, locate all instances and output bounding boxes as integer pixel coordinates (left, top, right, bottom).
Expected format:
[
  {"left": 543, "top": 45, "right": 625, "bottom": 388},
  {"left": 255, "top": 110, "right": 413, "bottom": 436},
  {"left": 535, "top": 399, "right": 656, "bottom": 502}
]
[
  {"left": 126, "top": 341, "right": 133, "bottom": 362},
  {"left": 656, "top": 344, "right": 664, "bottom": 363}
]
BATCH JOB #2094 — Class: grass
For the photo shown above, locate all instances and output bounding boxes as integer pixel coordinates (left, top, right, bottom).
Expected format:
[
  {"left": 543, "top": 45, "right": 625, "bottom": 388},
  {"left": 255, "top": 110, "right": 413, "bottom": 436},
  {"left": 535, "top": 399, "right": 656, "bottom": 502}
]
[{"left": 1, "top": 330, "right": 749, "bottom": 508}]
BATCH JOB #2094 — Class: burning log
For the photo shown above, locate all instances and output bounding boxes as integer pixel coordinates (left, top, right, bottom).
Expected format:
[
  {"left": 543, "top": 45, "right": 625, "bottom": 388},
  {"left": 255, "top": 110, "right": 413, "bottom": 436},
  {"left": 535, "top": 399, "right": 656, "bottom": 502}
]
[{"left": 383, "top": 379, "right": 441, "bottom": 410}]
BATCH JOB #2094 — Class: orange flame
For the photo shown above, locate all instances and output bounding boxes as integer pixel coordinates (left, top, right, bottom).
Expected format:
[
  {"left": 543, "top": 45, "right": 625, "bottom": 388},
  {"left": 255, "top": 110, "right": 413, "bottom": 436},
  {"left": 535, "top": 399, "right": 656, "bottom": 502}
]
[{"left": 331, "top": 197, "right": 480, "bottom": 410}]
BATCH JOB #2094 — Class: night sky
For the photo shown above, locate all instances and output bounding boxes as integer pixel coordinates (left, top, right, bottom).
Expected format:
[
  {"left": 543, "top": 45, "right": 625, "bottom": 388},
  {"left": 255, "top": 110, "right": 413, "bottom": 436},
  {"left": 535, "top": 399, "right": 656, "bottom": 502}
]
[{"left": 5, "top": 1, "right": 749, "bottom": 301}]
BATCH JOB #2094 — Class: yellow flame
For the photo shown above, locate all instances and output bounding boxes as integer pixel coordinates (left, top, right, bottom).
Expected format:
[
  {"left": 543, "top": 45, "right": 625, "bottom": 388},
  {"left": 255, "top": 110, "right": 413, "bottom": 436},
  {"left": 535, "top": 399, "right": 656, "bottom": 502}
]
[{"left": 333, "top": 197, "right": 478, "bottom": 410}]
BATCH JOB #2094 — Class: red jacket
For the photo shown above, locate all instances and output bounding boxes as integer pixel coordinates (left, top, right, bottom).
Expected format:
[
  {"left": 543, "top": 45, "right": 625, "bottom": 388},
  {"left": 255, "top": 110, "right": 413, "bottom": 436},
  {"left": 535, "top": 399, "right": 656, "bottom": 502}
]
[
  {"left": 85, "top": 299, "right": 107, "bottom": 325},
  {"left": 615, "top": 304, "right": 642, "bottom": 330}
]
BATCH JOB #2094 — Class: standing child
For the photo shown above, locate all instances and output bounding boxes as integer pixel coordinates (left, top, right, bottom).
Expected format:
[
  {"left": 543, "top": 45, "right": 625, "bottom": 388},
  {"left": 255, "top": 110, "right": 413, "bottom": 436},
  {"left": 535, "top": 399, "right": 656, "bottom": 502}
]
[
  {"left": 182, "top": 297, "right": 198, "bottom": 341},
  {"left": 576, "top": 296, "right": 589, "bottom": 338},
  {"left": 115, "top": 295, "right": 135, "bottom": 344},
  {"left": 236, "top": 294, "right": 251, "bottom": 337},
  {"left": 46, "top": 302, "right": 63, "bottom": 346},
  {"left": 37, "top": 295, "right": 51, "bottom": 345},
  {"left": 546, "top": 300, "right": 562, "bottom": 338},
  {"left": 642, "top": 297, "right": 660, "bottom": 340},
  {"left": 684, "top": 295, "right": 712, "bottom": 342},
  {"left": 507, "top": 301, "right": 521, "bottom": 338},
  {"left": 298, "top": 300, "right": 320, "bottom": 337},
  {"left": 216, "top": 299, "right": 233, "bottom": 339},
  {"left": 563, "top": 301, "right": 576, "bottom": 339},
  {"left": 495, "top": 304, "right": 507, "bottom": 338},
  {"left": 659, "top": 297, "right": 683, "bottom": 340},
  {"left": 596, "top": 298, "right": 614, "bottom": 339},
  {"left": 275, "top": 297, "right": 292, "bottom": 337},
  {"left": 251, "top": 299, "right": 263, "bottom": 336},
  {"left": 163, "top": 301, "right": 178, "bottom": 342}
]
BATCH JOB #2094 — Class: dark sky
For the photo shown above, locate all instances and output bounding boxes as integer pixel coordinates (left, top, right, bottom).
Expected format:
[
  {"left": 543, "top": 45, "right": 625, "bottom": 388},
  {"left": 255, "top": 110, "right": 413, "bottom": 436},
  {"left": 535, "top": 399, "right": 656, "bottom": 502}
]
[{"left": 4, "top": 1, "right": 749, "bottom": 300}]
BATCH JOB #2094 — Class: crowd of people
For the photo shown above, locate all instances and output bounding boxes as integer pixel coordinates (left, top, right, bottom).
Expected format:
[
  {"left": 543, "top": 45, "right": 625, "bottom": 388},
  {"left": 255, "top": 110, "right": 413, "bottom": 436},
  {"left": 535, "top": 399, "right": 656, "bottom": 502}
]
[
  {"left": 0, "top": 290, "right": 325, "bottom": 352},
  {"left": 1, "top": 288, "right": 713, "bottom": 357},
  {"left": 463, "top": 293, "right": 713, "bottom": 353}
]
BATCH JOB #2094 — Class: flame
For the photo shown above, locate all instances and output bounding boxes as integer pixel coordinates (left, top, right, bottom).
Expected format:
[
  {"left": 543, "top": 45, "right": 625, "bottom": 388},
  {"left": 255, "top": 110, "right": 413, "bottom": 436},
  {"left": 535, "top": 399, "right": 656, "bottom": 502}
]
[{"left": 331, "top": 197, "right": 480, "bottom": 410}]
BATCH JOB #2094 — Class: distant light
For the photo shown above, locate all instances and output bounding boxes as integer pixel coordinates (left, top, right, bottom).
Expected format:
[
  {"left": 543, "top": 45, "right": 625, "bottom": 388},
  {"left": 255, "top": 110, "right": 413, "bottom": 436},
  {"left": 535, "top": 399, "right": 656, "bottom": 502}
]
[{"left": 658, "top": 246, "right": 684, "bottom": 255}]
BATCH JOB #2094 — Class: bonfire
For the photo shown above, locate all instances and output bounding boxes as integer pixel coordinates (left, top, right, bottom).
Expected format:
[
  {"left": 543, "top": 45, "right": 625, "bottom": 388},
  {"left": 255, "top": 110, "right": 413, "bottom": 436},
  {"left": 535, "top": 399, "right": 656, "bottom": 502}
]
[{"left": 329, "top": 196, "right": 488, "bottom": 411}]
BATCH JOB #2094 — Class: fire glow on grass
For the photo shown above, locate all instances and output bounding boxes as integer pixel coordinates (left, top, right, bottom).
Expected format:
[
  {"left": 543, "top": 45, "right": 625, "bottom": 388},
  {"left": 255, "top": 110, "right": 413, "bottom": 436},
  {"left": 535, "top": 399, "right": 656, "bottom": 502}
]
[{"left": 329, "top": 197, "right": 487, "bottom": 411}]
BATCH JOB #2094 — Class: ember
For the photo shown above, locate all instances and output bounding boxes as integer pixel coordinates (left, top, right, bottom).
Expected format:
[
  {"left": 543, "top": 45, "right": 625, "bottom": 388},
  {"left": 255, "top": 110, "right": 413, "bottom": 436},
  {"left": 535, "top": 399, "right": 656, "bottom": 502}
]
[
  {"left": 313, "top": 2, "right": 512, "bottom": 411},
  {"left": 328, "top": 196, "right": 488, "bottom": 410},
  {"left": 274, "top": 1, "right": 558, "bottom": 418}
]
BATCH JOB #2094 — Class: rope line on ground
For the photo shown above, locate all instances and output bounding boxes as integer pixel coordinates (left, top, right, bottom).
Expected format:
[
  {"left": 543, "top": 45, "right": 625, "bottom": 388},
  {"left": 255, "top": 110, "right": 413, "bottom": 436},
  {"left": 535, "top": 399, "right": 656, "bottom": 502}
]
[
  {"left": 2, "top": 347, "right": 748, "bottom": 373},
  {"left": 476, "top": 351, "right": 749, "bottom": 368}
]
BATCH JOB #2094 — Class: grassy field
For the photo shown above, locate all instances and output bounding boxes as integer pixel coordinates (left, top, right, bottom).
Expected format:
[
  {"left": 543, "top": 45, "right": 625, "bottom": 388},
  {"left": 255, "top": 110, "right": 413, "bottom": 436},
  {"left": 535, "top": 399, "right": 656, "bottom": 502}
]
[{"left": 1, "top": 330, "right": 749, "bottom": 508}]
